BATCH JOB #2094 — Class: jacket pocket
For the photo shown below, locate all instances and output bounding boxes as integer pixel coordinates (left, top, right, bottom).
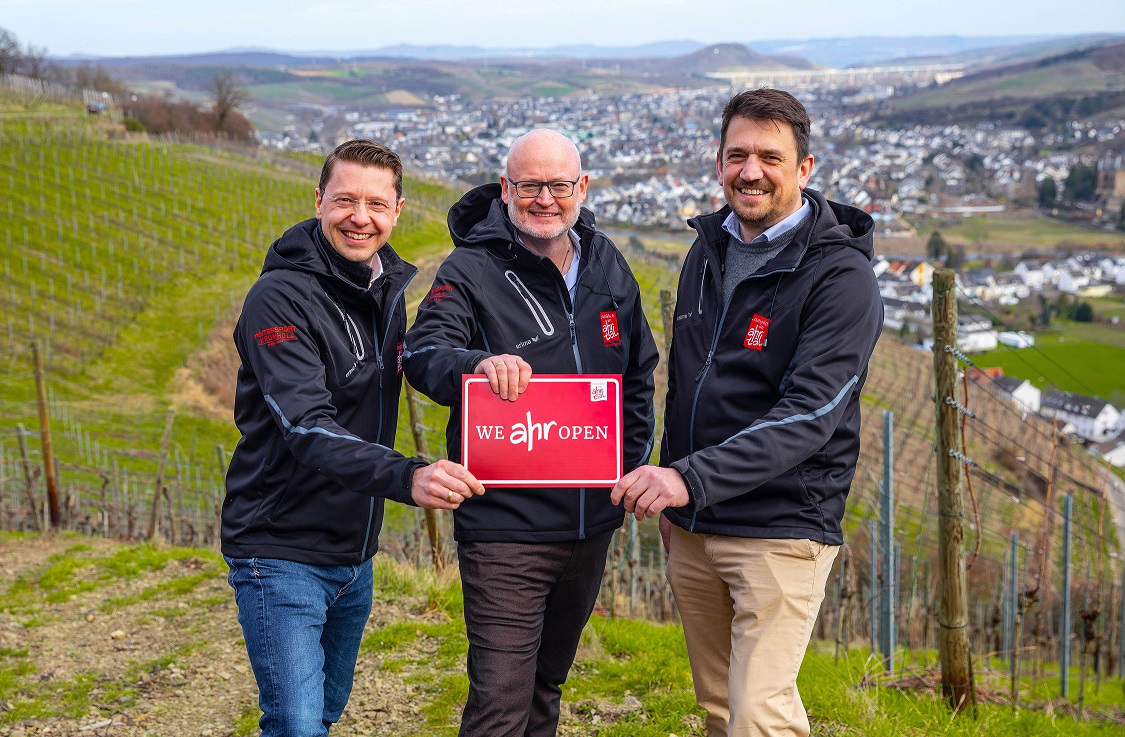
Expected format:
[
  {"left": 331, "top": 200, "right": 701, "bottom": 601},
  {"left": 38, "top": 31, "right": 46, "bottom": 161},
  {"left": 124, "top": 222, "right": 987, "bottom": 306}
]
[{"left": 260, "top": 470, "right": 299, "bottom": 525}]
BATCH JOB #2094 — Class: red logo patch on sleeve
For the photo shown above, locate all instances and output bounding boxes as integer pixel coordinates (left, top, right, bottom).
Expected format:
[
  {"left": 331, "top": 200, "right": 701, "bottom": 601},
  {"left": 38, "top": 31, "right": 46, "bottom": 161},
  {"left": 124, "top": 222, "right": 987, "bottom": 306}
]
[
  {"left": 423, "top": 284, "right": 454, "bottom": 306},
  {"left": 396, "top": 341, "right": 405, "bottom": 375},
  {"left": 600, "top": 311, "right": 622, "bottom": 347},
  {"left": 743, "top": 314, "right": 771, "bottom": 351},
  {"left": 254, "top": 325, "right": 297, "bottom": 347}
]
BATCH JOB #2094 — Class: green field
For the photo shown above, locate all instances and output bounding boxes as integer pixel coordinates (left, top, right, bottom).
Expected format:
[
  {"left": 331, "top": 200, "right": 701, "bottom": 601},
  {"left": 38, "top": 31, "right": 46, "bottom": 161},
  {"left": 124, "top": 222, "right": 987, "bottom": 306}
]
[
  {"left": 912, "top": 212, "right": 1125, "bottom": 252},
  {"left": 970, "top": 331, "right": 1125, "bottom": 405}
]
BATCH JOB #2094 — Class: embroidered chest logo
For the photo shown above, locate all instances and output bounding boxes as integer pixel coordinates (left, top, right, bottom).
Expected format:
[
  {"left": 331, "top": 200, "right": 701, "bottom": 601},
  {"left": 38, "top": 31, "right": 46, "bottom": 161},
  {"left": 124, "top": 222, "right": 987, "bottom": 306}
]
[
  {"left": 255, "top": 325, "right": 297, "bottom": 347},
  {"left": 743, "top": 314, "right": 771, "bottom": 351},
  {"left": 600, "top": 311, "right": 622, "bottom": 347}
]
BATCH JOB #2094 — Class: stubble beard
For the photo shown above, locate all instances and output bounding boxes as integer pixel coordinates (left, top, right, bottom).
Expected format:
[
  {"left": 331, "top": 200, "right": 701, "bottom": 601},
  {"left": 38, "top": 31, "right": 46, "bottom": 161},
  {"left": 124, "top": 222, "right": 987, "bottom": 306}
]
[{"left": 507, "top": 200, "right": 574, "bottom": 245}]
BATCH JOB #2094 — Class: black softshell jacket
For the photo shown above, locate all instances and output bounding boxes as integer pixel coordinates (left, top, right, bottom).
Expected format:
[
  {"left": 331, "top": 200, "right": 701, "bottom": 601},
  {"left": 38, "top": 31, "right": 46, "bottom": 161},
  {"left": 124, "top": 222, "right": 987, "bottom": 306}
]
[
  {"left": 403, "top": 184, "right": 659, "bottom": 543},
  {"left": 662, "top": 189, "right": 883, "bottom": 544},
  {"left": 221, "top": 218, "right": 424, "bottom": 565}
]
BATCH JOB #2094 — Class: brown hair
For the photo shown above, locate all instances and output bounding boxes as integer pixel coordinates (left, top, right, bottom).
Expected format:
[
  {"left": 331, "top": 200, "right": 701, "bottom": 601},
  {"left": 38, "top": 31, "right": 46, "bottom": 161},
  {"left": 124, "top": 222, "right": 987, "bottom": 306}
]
[
  {"left": 720, "top": 89, "right": 811, "bottom": 162},
  {"left": 318, "top": 139, "right": 403, "bottom": 199}
]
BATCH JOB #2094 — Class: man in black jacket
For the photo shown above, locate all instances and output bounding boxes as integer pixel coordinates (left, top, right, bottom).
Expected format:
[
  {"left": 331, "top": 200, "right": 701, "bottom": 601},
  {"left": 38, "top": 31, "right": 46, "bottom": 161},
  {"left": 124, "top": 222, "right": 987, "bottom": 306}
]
[
  {"left": 222, "top": 139, "right": 483, "bottom": 737},
  {"left": 613, "top": 90, "right": 883, "bottom": 736},
  {"left": 404, "top": 129, "right": 658, "bottom": 737}
]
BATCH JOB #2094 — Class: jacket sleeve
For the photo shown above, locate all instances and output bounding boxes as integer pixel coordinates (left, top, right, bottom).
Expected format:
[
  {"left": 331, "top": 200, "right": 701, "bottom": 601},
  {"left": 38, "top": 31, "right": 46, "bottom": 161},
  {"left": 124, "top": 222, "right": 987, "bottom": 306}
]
[
  {"left": 671, "top": 257, "right": 883, "bottom": 511},
  {"left": 621, "top": 274, "right": 659, "bottom": 473},
  {"left": 236, "top": 277, "right": 423, "bottom": 506},
  {"left": 402, "top": 254, "right": 493, "bottom": 407}
]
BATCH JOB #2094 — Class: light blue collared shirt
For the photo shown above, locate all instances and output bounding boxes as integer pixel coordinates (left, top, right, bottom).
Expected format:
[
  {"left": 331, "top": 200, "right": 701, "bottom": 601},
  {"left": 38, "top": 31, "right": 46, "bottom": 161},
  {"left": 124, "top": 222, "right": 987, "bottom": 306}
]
[{"left": 722, "top": 199, "right": 811, "bottom": 246}]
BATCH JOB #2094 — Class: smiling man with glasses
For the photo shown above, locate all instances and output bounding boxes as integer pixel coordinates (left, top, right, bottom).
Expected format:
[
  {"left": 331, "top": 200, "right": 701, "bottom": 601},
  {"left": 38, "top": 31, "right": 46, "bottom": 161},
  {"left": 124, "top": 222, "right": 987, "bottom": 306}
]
[
  {"left": 222, "top": 139, "right": 483, "bottom": 736},
  {"left": 403, "top": 129, "right": 658, "bottom": 737}
]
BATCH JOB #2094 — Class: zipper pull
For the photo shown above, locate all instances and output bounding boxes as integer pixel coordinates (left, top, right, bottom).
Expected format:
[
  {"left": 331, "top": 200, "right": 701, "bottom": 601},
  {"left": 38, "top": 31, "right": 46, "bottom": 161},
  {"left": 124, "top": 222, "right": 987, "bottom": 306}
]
[
  {"left": 569, "top": 313, "right": 576, "bottom": 344},
  {"left": 695, "top": 352, "right": 713, "bottom": 381}
]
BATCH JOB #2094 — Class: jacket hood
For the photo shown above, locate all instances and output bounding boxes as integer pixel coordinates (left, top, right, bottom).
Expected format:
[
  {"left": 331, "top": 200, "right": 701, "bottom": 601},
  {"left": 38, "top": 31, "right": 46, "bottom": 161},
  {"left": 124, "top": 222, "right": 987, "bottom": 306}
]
[
  {"left": 690, "top": 188, "right": 875, "bottom": 266},
  {"left": 261, "top": 217, "right": 409, "bottom": 298},
  {"left": 448, "top": 183, "right": 598, "bottom": 256}
]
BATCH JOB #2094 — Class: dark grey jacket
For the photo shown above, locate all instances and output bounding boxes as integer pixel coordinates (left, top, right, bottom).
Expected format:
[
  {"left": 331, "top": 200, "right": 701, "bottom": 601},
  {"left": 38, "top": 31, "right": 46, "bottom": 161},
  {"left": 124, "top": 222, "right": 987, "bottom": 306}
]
[
  {"left": 662, "top": 189, "right": 883, "bottom": 544},
  {"left": 222, "top": 219, "right": 423, "bottom": 565},
  {"left": 403, "top": 184, "right": 659, "bottom": 543}
]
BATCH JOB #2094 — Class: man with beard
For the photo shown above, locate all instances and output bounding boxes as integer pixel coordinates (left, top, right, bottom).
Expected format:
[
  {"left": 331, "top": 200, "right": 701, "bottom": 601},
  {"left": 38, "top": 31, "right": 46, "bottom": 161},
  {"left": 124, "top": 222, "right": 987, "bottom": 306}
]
[
  {"left": 404, "top": 129, "right": 658, "bottom": 737},
  {"left": 612, "top": 89, "right": 883, "bottom": 737}
]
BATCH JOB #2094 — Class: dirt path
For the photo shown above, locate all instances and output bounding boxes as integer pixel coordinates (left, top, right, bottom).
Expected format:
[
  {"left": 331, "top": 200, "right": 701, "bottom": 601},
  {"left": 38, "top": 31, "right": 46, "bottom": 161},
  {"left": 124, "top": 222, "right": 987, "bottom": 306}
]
[{"left": 0, "top": 534, "right": 454, "bottom": 736}]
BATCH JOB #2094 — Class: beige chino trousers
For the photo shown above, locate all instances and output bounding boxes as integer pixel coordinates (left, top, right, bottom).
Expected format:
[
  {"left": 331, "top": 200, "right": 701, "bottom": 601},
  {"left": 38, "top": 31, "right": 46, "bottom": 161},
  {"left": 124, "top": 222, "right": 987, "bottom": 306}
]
[{"left": 667, "top": 525, "right": 839, "bottom": 737}]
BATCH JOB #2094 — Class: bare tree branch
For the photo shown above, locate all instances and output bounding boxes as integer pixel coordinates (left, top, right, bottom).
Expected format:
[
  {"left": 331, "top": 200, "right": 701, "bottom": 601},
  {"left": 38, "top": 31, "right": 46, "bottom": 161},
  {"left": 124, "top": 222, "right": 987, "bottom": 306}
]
[{"left": 207, "top": 71, "right": 252, "bottom": 133}]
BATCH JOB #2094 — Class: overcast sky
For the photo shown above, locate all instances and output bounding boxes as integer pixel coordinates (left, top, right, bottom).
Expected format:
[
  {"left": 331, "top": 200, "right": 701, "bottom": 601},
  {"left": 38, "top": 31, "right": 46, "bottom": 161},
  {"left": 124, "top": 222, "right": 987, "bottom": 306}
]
[{"left": 2, "top": 0, "right": 1123, "bottom": 57}]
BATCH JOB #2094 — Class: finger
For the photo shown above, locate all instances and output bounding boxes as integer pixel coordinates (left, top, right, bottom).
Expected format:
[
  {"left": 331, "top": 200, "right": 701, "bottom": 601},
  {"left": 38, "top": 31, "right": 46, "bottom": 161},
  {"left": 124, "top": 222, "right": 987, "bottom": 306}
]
[
  {"left": 505, "top": 361, "right": 521, "bottom": 402},
  {"left": 517, "top": 359, "right": 533, "bottom": 394},
  {"left": 495, "top": 359, "right": 510, "bottom": 400},
  {"left": 478, "top": 360, "right": 501, "bottom": 395},
  {"left": 610, "top": 469, "right": 639, "bottom": 505}
]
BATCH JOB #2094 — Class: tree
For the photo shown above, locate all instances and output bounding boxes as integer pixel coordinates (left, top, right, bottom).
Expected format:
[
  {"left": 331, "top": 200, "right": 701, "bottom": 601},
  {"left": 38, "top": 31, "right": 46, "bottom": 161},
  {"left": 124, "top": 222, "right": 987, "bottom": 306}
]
[
  {"left": 73, "top": 63, "right": 125, "bottom": 96},
  {"left": 18, "top": 44, "right": 52, "bottom": 80},
  {"left": 1071, "top": 301, "right": 1094, "bottom": 322},
  {"left": 1037, "top": 178, "right": 1057, "bottom": 208},
  {"left": 1065, "top": 162, "right": 1097, "bottom": 202},
  {"left": 207, "top": 71, "right": 252, "bottom": 134},
  {"left": 927, "top": 231, "right": 947, "bottom": 261},
  {"left": 0, "top": 27, "right": 20, "bottom": 76}
]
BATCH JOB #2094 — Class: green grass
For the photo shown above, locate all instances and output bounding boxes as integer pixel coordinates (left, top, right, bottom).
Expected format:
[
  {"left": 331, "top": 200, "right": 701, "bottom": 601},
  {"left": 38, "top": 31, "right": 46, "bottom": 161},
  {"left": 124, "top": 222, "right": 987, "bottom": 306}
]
[
  {"left": 0, "top": 95, "right": 460, "bottom": 518},
  {"left": 969, "top": 331, "right": 1125, "bottom": 405},
  {"left": 909, "top": 212, "right": 1125, "bottom": 251},
  {"left": 4, "top": 540, "right": 223, "bottom": 614}
]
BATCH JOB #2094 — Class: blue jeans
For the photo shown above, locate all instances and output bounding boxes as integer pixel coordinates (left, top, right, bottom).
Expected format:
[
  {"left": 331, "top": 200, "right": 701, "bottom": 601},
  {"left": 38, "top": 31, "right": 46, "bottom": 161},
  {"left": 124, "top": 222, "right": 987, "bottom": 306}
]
[{"left": 225, "top": 556, "right": 373, "bottom": 737}]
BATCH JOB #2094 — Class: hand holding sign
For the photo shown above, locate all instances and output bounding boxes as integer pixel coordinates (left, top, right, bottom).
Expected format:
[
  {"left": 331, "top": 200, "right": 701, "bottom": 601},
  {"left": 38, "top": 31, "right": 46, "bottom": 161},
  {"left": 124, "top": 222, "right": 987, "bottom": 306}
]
[
  {"left": 411, "top": 460, "right": 485, "bottom": 510},
  {"left": 475, "top": 353, "right": 533, "bottom": 401},
  {"left": 610, "top": 465, "right": 691, "bottom": 521}
]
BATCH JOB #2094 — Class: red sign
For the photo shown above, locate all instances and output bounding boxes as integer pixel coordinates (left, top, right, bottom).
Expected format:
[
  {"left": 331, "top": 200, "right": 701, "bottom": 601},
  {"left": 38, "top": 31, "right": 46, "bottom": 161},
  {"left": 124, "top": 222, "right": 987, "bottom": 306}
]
[
  {"left": 744, "top": 314, "right": 771, "bottom": 351},
  {"left": 461, "top": 374, "right": 622, "bottom": 488}
]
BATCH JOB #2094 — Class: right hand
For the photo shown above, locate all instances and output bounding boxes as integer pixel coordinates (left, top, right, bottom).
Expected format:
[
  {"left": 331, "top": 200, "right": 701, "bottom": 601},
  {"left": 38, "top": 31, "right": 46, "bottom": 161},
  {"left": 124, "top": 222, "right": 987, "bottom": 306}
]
[
  {"left": 475, "top": 353, "right": 533, "bottom": 401},
  {"left": 411, "top": 460, "right": 485, "bottom": 510}
]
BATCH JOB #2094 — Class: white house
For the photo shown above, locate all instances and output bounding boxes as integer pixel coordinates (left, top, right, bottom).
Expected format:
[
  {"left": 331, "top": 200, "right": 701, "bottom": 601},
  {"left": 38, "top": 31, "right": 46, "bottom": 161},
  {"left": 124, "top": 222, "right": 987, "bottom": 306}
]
[
  {"left": 991, "top": 375, "right": 1041, "bottom": 414},
  {"left": 1040, "top": 391, "right": 1122, "bottom": 443},
  {"left": 958, "top": 329, "right": 998, "bottom": 353},
  {"left": 1014, "top": 261, "right": 1045, "bottom": 288},
  {"left": 1057, "top": 269, "right": 1091, "bottom": 295}
]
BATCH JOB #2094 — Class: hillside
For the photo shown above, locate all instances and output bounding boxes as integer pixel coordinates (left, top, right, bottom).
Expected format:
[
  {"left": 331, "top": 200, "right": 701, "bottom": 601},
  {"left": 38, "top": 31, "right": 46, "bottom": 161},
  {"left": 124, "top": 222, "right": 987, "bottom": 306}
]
[
  {"left": 3, "top": 533, "right": 1123, "bottom": 735},
  {"left": 79, "top": 43, "right": 815, "bottom": 119},
  {"left": 0, "top": 89, "right": 459, "bottom": 543},
  {"left": 879, "top": 38, "right": 1125, "bottom": 126},
  {"left": 1, "top": 93, "right": 1122, "bottom": 733}
]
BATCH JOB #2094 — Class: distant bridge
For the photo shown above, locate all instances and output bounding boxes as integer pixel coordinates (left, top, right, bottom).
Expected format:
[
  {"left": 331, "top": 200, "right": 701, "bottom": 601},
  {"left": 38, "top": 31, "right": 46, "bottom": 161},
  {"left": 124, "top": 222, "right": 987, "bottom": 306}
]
[{"left": 707, "top": 64, "right": 965, "bottom": 89}]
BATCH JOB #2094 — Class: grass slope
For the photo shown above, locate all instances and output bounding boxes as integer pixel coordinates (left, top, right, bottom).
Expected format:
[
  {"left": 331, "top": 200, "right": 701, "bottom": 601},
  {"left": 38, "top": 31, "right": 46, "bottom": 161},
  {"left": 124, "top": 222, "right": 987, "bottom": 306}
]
[
  {"left": 2, "top": 533, "right": 1122, "bottom": 735},
  {"left": 0, "top": 93, "right": 456, "bottom": 509}
]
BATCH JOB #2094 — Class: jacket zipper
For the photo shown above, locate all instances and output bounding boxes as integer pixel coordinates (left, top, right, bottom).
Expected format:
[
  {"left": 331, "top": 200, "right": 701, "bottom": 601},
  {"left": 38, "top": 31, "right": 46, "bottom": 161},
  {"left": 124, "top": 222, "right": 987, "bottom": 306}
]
[
  {"left": 684, "top": 258, "right": 796, "bottom": 531},
  {"left": 554, "top": 273, "right": 586, "bottom": 538},
  {"left": 360, "top": 269, "right": 416, "bottom": 557}
]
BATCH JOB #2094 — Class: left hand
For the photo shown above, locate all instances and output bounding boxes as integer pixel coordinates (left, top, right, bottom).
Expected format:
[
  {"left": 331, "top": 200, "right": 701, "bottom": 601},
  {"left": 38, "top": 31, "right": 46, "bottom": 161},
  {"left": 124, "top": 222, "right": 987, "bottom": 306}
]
[{"left": 610, "top": 465, "right": 690, "bottom": 521}]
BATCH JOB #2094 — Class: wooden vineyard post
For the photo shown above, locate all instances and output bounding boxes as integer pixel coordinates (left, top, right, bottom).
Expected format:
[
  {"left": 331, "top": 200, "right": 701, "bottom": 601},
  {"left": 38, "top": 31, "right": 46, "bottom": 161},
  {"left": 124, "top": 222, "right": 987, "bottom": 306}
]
[
  {"left": 146, "top": 409, "right": 176, "bottom": 541},
  {"left": 405, "top": 382, "right": 444, "bottom": 572},
  {"left": 931, "top": 269, "right": 976, "bottom": 713},
  {"left": 32, "top": 342, "right": 61, "bottom": 527},
  {"left": 16, "top": 424, "right": 41, "bottom": 532}
]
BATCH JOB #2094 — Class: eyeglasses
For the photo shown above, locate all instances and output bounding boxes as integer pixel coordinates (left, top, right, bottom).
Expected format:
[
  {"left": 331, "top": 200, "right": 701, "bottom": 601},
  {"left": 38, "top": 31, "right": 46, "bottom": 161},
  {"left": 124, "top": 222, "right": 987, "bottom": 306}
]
[
  {"left": 509, "top": 179, "right": 580, "bottom": 199},
  {"left": 326, "top": 195, "right": 396, "bottom": 214}
]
